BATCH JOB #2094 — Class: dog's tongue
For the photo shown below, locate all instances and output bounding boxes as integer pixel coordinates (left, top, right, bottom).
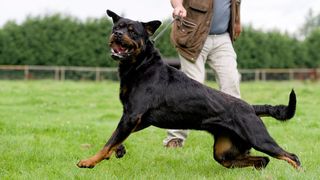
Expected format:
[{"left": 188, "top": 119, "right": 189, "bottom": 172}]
[{"left": 112, "top": 43, "right": 126, "bottom": 54}]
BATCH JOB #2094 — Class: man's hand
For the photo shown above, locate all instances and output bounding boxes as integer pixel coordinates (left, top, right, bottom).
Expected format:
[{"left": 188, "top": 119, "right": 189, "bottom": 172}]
[
  {"left": 172, "top": 5, "right": 187, "bottom": 18},
  {"left": 234, "top": 22, "right": 242, "bottom": 39}
]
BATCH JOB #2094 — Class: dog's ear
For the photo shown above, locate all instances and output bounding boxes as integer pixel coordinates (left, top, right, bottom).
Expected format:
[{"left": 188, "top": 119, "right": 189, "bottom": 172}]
[
  {"left": 142, "top": 20, "right": 162, "bottom": 36},
  {"left": 106, "top": 9, "right": 121, "bottom": 23}
]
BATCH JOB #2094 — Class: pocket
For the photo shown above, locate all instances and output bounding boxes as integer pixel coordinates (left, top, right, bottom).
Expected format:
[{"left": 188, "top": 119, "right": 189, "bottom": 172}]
[
  {"left": 189, "top": 0, "right": 208, "bottom": 13},
  {"left": 173, "top": 18, "right": 197, "bottom": 48}
]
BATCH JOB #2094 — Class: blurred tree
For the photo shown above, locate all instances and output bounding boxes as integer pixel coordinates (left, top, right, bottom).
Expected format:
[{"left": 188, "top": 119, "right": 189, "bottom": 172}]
[
  {"left": 299, "top": 9, "right": 320, "bottom": 38},
  {"left": 234, "top": 26, "right": 266, "bottom": 68},
  {"left": 304, "top": 29, "right": 320, "bottom": 67},
  {"left": 0, "top": 14, "right": 116, "bottom": 67},
  {"left": 0, "top": 14, "right": 318, "bottom": 68},
  {"left": 152, "top": 19, "right": 177, "bottom": 57},
  {"left": 234, "top": 27, "right": 307, "bottom": 69}
]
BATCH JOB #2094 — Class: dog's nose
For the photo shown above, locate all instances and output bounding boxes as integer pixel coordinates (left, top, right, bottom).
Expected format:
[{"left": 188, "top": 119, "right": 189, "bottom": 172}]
[{"left": 114, "top": 31, "right": 123, "bottom": 38}]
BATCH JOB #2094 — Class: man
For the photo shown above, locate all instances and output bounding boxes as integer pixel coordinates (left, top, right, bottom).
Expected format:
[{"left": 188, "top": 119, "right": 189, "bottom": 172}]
[{"left": 163, "top": 0, "right": 242, "bottom": 147}]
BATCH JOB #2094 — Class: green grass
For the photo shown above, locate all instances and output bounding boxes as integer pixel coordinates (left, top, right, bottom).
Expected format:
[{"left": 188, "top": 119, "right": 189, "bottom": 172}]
[{"left": 0, "top": 80, "right": 319, "bottom": 179}]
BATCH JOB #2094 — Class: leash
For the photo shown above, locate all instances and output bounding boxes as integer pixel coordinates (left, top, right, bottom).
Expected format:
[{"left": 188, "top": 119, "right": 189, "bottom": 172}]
[
  {"left": 151, "top": 18, "right": 176, "bottom": 43},
  {"left": 151, "top": 17, "right": 197, "bottom": 44},
  {"left": 135, "top": 19, "right": 176, "bottom": 71}
]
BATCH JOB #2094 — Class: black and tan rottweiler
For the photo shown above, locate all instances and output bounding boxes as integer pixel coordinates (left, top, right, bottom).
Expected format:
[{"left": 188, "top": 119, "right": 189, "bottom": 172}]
[{"left": 77, "top": 10, "right": 301, "bottom": 170}]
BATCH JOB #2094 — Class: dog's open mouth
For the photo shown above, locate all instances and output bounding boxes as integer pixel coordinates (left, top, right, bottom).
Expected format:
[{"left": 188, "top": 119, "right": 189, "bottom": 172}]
[{"left": 110, "top": 42, "right": 134, "bottom": 59}]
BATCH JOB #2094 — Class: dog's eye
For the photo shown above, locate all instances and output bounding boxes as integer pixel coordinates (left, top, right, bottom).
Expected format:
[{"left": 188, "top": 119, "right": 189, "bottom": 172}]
[
  {"left": 127, "top": 26, "right": 136, "bottom": 35},
  {"left": 114, "top": 23, "right": 125, "bottom": 31},
  {"left": 128, "top": 29, "right": 137, "bottom": 36}
]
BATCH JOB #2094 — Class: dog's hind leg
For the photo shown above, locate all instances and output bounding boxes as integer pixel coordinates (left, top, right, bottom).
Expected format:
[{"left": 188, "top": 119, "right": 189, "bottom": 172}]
[
  {"left": 212, "top": 131, "right": 270, "bottom": 169},
  {"left": 250, "top": 133, "right": 301, "bottom": 170},
  {"left": 240, "top": 116, "right": 302, "bottom": 170}
]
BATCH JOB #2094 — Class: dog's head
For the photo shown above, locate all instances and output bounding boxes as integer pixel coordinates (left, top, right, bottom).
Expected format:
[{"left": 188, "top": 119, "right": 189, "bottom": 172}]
[{"left": 106, "top": 10, "right": 161, "bottom": 62}]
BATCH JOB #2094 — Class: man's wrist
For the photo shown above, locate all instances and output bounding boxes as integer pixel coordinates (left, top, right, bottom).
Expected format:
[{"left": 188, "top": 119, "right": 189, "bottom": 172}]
[{"left": 171, "top": 0, "right": 184, "bottom": 8}]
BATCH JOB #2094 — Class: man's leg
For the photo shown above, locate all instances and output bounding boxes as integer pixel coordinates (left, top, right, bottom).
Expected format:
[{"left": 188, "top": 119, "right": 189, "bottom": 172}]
[
  {"left": 207, "top": 33, "right": 241, "bottom": 98},
  {"left": 163, "top": 38, "right": 210, "bottom": 147}
]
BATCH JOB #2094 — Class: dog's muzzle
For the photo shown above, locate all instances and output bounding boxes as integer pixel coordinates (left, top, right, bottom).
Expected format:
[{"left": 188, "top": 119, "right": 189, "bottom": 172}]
[
  {"left": 110, "top": 43, "right": 132, "bottom": 60},
  {"left": 109, "top": 32, "right": 135, "bottom": 60}
]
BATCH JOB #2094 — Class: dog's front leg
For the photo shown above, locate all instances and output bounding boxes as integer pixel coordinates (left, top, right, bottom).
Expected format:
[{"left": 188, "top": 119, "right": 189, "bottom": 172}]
[{"left": 77, "top": 114, "right": 141, "bottom": 168}]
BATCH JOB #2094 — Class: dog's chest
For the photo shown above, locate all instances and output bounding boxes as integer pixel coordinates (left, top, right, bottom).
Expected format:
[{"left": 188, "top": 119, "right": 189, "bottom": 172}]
[
  {"left": 119, "top": 82, "right": 138, "bottom": 105},
  {"left": 120, "top": 84, "right": 130, "bottom": 104}
]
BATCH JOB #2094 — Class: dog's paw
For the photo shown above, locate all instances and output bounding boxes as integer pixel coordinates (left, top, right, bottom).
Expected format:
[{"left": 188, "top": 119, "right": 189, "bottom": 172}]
[
  {"left": 254, "top": 157, "right": 270, "bottom": 170},
  {"left": 115, "top": 144, "right": 126, "bottom": 158},
  {"left": 290, "top": 153, "right": 303, "bottom": 171},
  {"left": 77, "top": 159, "right": 96, "bottom": 169},
  {"left": 261, "top": 157, "right": 270, "bottom": 168}
]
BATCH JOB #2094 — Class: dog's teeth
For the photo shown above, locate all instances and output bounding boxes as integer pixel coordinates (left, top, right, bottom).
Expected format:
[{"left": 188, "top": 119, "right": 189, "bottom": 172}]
[{"left": 125, "top": 49, "right": 129, "bottom": 53}]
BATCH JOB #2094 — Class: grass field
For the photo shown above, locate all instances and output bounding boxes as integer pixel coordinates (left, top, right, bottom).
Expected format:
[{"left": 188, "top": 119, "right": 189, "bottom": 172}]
[{"left": 0, "top": 80, "right": 319, "bottom": 179}]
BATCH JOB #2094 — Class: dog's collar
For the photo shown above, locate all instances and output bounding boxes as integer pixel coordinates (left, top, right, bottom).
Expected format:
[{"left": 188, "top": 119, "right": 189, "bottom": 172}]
[
  {"left": 135, "top": 57, "right": 149, "bottom": 70},
  {"left": 119, "top": 56, "right": 148, "bottom": 78}
]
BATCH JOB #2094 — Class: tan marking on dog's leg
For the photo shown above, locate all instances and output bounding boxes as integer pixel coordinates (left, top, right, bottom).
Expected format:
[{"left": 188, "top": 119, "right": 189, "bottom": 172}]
[
  {"left": 77, "top": 145, "right": 115, "bottom": 168},
  {"left": 278, "top": 156, "right": 303, "bottom": 171}
]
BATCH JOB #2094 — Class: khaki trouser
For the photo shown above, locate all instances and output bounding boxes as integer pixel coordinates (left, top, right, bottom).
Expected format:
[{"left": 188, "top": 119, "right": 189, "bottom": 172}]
[{"left": 163, "top": 33, "right": 241, "bottom": 146}]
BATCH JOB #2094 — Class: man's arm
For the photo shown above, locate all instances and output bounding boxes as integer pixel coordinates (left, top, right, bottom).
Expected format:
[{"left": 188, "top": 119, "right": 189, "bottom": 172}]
[{"left": 170, "top": 0, "right": 187, "bottom": 18}]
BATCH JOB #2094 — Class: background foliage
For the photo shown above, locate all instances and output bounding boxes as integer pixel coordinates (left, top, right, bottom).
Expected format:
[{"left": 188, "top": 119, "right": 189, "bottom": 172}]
[
  {"left": 0, "top": 13, "right": 319, "bottom": 68},
  {"left": 0, "top": 15, "right": 116, "bottom": 67}
]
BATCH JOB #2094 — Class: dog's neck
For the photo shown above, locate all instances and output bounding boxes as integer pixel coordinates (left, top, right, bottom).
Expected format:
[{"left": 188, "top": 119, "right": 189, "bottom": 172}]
[{"left": 118, "top": 41, "right": 162, "bottom": 80}]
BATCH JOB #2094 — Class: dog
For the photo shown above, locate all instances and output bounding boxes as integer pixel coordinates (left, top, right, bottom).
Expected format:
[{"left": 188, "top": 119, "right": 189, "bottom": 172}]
[{"left": 77, "top": 10, "right": 301, "bottom": 170}]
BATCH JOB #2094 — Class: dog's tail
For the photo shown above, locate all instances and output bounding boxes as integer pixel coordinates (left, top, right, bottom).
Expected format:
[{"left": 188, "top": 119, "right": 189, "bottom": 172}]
[{"left": 252, "top": 89, "right": 296, "bottom": 121}]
